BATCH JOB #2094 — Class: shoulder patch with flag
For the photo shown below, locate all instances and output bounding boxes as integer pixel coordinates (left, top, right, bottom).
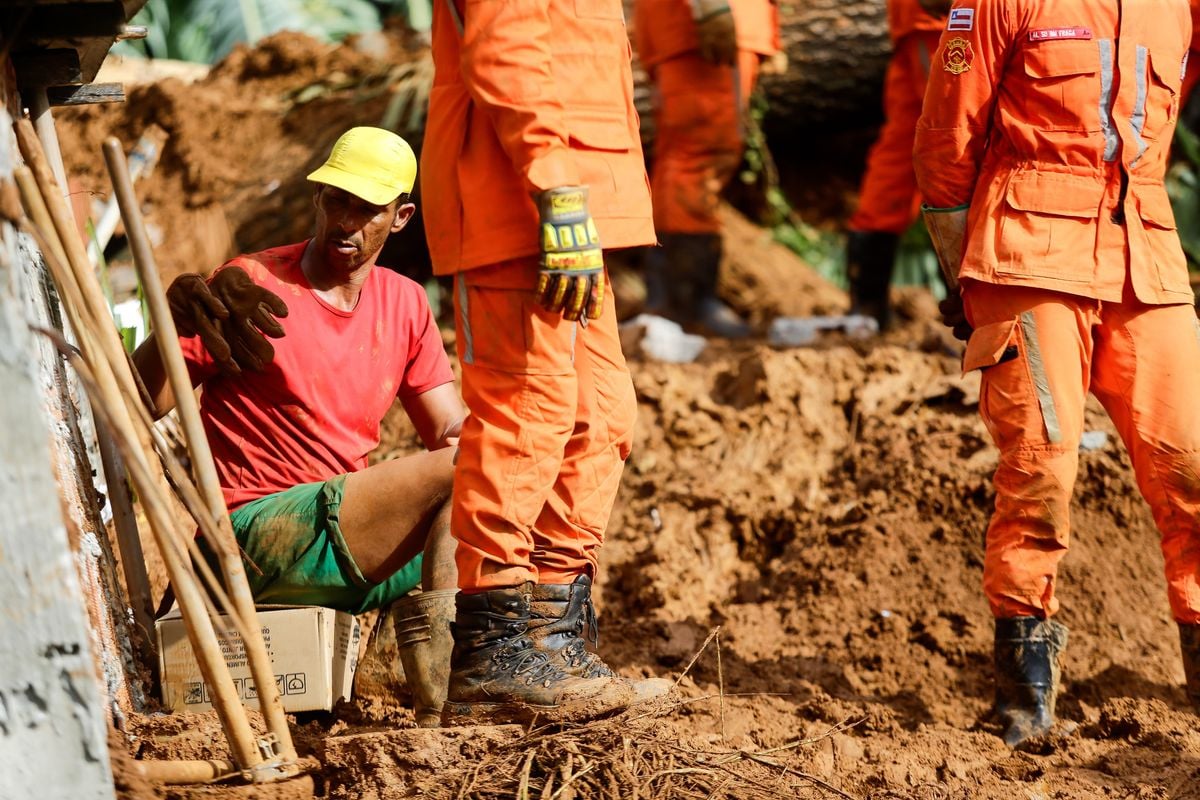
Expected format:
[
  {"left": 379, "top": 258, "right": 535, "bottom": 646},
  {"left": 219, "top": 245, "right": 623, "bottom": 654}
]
[{"left": 948, "top": 7, "right": 975, "bottom": 31}]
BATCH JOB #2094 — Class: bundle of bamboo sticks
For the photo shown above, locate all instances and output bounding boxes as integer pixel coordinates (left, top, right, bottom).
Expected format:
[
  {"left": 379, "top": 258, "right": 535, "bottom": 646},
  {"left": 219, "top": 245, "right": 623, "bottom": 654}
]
[{"left": 4, "top": 120, "right": 301, "bottom": 786}]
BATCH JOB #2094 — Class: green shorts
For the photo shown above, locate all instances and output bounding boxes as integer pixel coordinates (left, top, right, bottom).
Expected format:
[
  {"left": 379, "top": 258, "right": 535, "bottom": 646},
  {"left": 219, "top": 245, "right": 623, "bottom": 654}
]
[{"left": 224, "top": 475, "right": 422, "bottom": 614}]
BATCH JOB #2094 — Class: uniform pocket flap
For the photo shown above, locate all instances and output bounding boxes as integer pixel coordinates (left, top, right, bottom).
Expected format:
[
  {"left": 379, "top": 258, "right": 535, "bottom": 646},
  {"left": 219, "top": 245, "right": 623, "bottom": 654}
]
[
  {"left": 566, "top": 111, "right": 632, "bottom": 152},
  {"left": 963, "top": 318, "right": 1019, "bottom": 374},
  {"left": 1148, "top": 48, "right": 1183, "bottom": 93},
  {"left": 1133, "top": 181, "right": 1178, "bottom": 230},
  {"left": 1024, "top": 42, "right": 1101, "bottom": 79},
  {"left": 1005, "top": 172, "right": 1105, "bottom": 218}
]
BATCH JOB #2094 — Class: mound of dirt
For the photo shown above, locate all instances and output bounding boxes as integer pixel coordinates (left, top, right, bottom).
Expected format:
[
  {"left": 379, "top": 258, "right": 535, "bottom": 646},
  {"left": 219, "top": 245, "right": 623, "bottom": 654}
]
[{"left": 57, "top": 32, "right": 428, "bottom": 284}]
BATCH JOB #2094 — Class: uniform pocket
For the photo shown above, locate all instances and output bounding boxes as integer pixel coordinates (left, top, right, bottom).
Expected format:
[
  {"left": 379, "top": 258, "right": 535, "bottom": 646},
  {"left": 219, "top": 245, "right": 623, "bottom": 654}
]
[
  {"left": 1143, "top": 48, "right": 1183, "bottom": 140},
  {"left": 995, "top": 172, "right": 1104, "bottom": 281},
  {"left": 1132, "top": 180, "right": 1191, "bottom": 293},
  {"left": 1020, "top": 41, "right": 1102, "bottom": 132},
  {"left": 963, "top": 318, "right": 1020, "bottom": 373},
  {"left": 565, "top": 111, "right": 632, "bottom": 152}
]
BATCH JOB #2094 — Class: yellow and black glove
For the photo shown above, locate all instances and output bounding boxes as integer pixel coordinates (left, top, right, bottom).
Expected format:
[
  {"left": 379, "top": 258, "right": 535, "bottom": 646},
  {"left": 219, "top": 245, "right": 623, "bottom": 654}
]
[{"left": 536, "top": 185, "right": 605, "bottom": 322}]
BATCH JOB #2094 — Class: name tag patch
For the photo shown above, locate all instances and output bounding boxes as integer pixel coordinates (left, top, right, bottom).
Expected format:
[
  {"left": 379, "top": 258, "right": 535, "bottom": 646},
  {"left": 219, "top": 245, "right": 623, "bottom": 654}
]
[
  {"left": 1028, "top": 27, "right": 1093, "bottom": 42},
  {"left": 948, "top": 8, "right": 975, "bottom": 31}
]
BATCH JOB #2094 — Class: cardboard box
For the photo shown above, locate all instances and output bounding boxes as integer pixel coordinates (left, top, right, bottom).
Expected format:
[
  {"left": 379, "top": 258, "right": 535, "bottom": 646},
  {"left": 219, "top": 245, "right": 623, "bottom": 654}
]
[{"left": 157, "top": 606, "right": 361, "bottom": 714}]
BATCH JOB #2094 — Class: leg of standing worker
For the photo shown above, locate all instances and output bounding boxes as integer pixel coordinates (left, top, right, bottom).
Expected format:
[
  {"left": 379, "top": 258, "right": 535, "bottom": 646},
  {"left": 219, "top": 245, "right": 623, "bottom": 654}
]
[
  {"left": 847, "top": 30, "right": 942, "bottom": 328},
  {"left": 963, "top": 282, "right": 1093, "bottom": 746},
  {"left": 1090, "top": 299, "right": 1200, "bottom": 712},
  {"left": 444, "top": 259, "right": 636, "bottom": 724},
  {"left": 647, "top": 50, "right": 758, "bottom": 337}
]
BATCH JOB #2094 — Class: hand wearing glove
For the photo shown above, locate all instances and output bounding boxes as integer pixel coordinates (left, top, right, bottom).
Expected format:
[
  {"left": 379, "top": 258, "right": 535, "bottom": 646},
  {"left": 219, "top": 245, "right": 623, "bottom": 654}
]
[
  {"left": 166, "top": 266, "right": 289, "bottom": 375},
  {"left": 693, "top": 0, "right": 737, "bottom": 66},
  {"left": 536, "top": 185, "right": 606, "bottom": 322},
  {"left": 938, "top": 292, "right": 973, "bottom": 342}
]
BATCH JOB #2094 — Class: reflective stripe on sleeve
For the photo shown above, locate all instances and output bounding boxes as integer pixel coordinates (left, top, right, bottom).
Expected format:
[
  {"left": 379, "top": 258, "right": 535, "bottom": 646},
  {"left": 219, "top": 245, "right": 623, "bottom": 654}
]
[
  {"left": 1130, "top": 45, "right": 1149, "bottom": 166},
  {"left": 1098, "top": 39, "right": 1119, "bottom": 162}
]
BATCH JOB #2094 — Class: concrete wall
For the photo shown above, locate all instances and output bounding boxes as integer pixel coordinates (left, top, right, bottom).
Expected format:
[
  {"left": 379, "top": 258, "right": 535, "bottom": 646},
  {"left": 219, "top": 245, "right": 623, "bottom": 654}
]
[{"left": 0, "top": 59, "right": 118, "bottom": 800}]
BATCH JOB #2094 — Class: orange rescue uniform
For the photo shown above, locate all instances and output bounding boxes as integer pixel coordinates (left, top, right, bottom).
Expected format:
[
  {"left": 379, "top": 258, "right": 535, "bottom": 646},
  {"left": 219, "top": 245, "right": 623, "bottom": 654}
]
[
  {"left": 422, "top": 0, "right": 655, "bottom": 590},
  {"left": 915, "top": 0, "right": 1200, "bottom": 623},
  {"left": 847, "top": 0, "right": 946, "bottom": 235},
  {"left": 635, "top": 0, "right": 781, "bottom": 234}
]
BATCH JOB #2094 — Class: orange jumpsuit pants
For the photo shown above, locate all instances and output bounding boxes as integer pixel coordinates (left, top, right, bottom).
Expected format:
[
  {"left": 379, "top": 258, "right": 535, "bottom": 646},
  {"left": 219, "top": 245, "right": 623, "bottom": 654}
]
[
  {"left": 650, "top": 50, "right": 761, "bottom": 234},
  {"left": 964, "top": 281, "right": 1200, "bottom": 624},
  {"left": 847, "top": 29, "right": 943, "bottom": 235},
  {"left": 452, "top": 260, "right": 637, "bottom": 591}
]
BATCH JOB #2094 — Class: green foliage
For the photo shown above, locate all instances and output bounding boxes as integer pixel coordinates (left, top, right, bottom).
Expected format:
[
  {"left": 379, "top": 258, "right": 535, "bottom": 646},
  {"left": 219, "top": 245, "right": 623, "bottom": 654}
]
[
  {"left": 118, "top": 0, "right": 383, "bottom": 63},
  {"left": 1167, "top": 122, "right": 1200, "bottom": 268}
]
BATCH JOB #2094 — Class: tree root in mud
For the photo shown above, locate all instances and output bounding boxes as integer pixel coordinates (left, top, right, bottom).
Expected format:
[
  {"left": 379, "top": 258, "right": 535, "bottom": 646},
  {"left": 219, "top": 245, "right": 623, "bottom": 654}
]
[{"left": 441, "top": 699, "right": 861, "bottom": 800}]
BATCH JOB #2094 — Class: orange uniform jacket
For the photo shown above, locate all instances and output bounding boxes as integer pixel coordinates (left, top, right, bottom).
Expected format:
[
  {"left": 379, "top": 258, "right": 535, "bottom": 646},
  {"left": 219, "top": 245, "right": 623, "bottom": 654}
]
[
  {"left": 914, "top": 0, "right": 1194, "bottom": 306},
  {"left": 635, "top": 0, "right": 781, "bottom": 70},
  {"left": 421, "top": 0, "right": 655, "bottom": 274},
  {"left": 889, "top": 0, "right": 948, "bottom": 42}
]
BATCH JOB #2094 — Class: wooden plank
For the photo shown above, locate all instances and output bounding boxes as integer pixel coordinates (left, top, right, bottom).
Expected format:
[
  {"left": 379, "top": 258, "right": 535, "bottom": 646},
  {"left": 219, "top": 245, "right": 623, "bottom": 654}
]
[{"left": 47, "top": 83, "right": 125, "bottom": 106}]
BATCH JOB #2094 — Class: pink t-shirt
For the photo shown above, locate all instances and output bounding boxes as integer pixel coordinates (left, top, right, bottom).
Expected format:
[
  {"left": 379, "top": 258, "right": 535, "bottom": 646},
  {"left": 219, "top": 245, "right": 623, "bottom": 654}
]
[{"left": 181, "top": 242, "right": 455, "bottom": 511}]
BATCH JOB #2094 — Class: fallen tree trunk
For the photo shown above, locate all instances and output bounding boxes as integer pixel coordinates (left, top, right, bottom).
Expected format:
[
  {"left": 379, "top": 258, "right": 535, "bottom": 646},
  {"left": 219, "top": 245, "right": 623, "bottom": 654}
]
[{"left": 630, "top": 0, "right": 892, "bottom": 138}]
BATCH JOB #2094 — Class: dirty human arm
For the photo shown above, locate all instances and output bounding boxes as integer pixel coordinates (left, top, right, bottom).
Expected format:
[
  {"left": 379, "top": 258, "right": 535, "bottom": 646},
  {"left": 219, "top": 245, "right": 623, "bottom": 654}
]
[
  {"left": 401, "top": 383, "right": 465, "bottom": 451},
  {"left": 132, "top": 333, "right": 186, "bottom": 419}
]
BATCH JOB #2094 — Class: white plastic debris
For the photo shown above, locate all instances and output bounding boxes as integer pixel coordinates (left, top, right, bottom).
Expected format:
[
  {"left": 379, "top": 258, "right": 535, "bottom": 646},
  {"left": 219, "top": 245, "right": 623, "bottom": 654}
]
[
  {"left": 767, "top": 314, "right": 880, "bottom": 347},
  {"left": 619, "top": 314, "right": 707, "bottom": 363},
  {"left": 1080, "top": 430, "right": 1109, "bottom": 451}
]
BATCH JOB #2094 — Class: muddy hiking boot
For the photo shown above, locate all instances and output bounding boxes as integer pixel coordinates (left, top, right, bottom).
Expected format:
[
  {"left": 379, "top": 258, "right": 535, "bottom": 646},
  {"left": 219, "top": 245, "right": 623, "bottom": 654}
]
[
  {"left": 993, "top": 616, "right": 1069, "bottom": 748},
  {"left": 1179, "top": 623, "right": 1200, "bottom": 712},
  {"left": 443, "top": 585, "right": 636, "bottom": 725},
  {"left": 527, "top": 575, "right": 673, "bottom": 702},
  {"left": 846, "top": 230, "right": 898, "bottom": 331},
  {"left": 392, "top": 589, "right": 457, "bottom": 728}
]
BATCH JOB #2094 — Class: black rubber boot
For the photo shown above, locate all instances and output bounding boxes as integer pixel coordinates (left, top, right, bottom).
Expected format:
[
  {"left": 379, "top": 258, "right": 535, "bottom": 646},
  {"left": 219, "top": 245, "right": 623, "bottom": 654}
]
[
  {"left": 528, "top": 575, "right": 673, "bottom": 702},
  {"left": 1179, "top": 623, "right": 1200, "bottom": 712},
  {"left": 846, "top": 230, "right": 899, "bottom": 330},
  {"left": 661, "top": 233, "right": 751, "bottom": 339},
  {"left": 994, "top": 617, "right": 1069, "bottom": 747},
  {"left": 443, "top": 585, "right": 635, "bottom": 725}
]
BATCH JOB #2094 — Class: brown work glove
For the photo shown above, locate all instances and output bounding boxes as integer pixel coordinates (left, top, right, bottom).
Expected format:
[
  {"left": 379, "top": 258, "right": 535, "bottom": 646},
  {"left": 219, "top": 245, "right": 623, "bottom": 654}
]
[
  {"left": 166, "top": 266, "right": 289, "bottom": 375},
  {"left": 694, "top": 0, "right": 737, "bottom": 66},
  {"left": 917, "top": 0, "right": 953, "bottom": 16},
  {"left": 938, "top": 291, "right": 973, "bottom": 342}
]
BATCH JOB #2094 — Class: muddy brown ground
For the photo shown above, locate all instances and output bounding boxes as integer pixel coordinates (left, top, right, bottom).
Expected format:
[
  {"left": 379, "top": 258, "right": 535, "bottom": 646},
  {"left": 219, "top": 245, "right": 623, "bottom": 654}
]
[{"left": 59, "top": 33, "right": 1200, "bottom": 800}]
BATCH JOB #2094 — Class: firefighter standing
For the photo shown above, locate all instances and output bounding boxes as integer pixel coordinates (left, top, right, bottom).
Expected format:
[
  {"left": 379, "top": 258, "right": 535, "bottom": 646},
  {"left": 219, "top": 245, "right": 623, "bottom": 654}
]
[
  {"left": 916, "top": 0, "right": 1200, "bottom": 747},
  {"left": 421, "top": 0, "right": 669, "bottom": 723},
  {"left": 635, "top": 0, "right": 781, "bottom": 338},
  {"left": 846, "top": 0, "right": 950, "bottom": 328}
]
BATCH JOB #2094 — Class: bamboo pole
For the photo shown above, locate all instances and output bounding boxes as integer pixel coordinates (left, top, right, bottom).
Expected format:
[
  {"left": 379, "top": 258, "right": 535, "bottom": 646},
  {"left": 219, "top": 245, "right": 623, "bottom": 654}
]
[
  {"left": 102, "top": 138, "right": 297, "bottom": 765},
  {"left": 135, "top": 758, "right": 237, "bottom": 785},
  {"left": 49, "top": 342, "right": 262, "bottom": 772},
  {"left": 25, "top": 93, "right": 158, "bottom": 663},
  {"left": 8, "top": 170, "right": 261, "bottom": 772}
]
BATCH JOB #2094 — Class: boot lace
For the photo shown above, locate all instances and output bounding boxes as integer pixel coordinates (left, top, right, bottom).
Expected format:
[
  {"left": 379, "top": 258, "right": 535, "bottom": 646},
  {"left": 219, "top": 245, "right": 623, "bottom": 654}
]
[{"left": 493, "top": 633, "right": 569, "bottom": 688}]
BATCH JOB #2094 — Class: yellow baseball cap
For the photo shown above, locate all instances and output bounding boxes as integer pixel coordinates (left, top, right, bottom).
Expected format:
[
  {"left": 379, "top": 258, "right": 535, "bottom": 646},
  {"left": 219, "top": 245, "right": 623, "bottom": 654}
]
[{"left": 307, "top": 127, "right": 417, "bottom": 206}]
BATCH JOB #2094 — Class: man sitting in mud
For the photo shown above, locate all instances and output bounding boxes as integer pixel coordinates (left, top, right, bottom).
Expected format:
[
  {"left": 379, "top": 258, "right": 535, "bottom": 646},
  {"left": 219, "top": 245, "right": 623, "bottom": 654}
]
[{"left": 133, "top": 127, "right": 461, "bottom": 727}]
